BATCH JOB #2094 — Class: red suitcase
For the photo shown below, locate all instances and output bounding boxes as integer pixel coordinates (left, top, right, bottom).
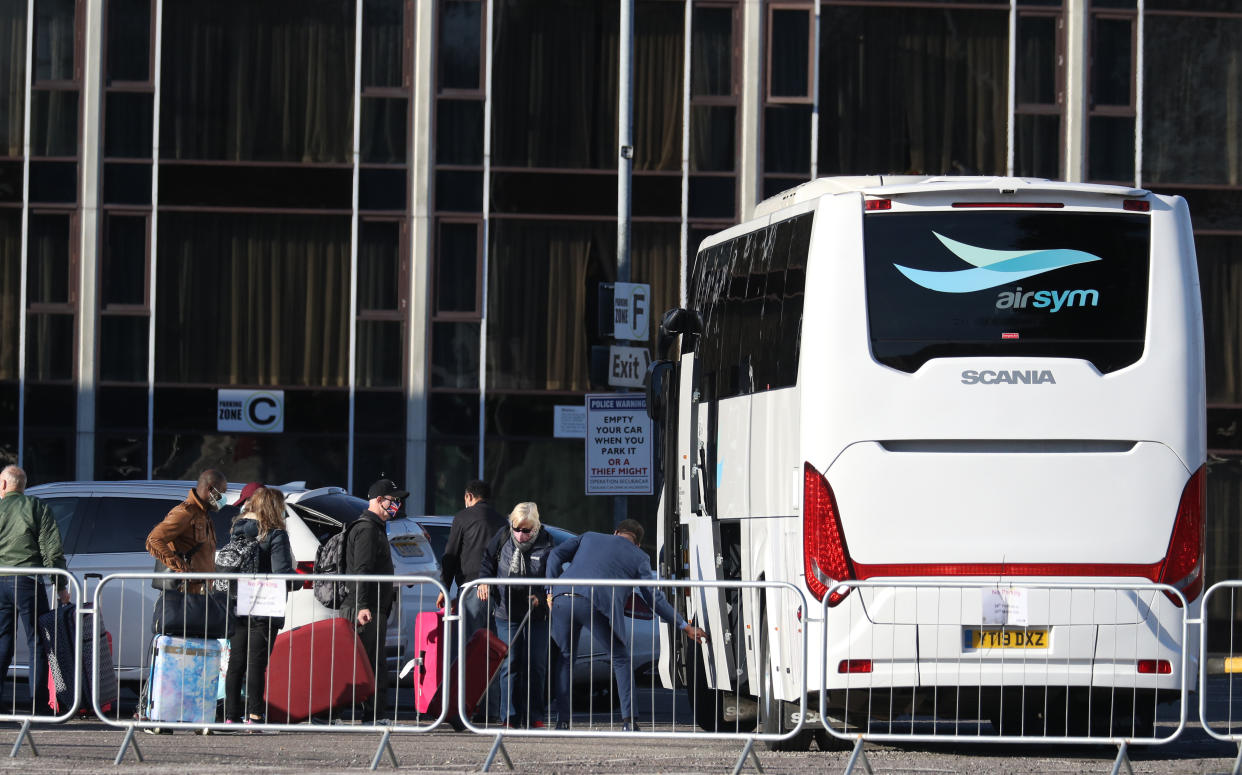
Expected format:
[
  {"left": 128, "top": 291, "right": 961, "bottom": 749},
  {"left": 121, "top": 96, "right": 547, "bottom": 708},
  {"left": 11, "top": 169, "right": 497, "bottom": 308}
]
[
  {"left": 264, "top": 617, "right": 375, "bottom": 722},
  {"left": 455, "top": 628, "right": 507, "bottom": 720}
]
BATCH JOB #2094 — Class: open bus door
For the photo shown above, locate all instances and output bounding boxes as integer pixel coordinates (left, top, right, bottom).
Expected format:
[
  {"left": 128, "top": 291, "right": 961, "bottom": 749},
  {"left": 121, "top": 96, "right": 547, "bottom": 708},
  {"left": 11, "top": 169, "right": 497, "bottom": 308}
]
[{"left": 648, "top": 308, "right": 739, "bottom": 697}]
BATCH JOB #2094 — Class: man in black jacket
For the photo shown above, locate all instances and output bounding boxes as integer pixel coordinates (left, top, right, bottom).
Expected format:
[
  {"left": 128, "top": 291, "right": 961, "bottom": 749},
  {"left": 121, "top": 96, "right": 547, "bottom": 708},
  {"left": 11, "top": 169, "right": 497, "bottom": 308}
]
[
  {"left": 436, "top": 480, "right": 507, "bottom": 632},
  {"left": 435, "top": 479, "right": 507, "bottom": 720},
  {"left": 343, "top": 478, "right": 403, "bottom": 723}
]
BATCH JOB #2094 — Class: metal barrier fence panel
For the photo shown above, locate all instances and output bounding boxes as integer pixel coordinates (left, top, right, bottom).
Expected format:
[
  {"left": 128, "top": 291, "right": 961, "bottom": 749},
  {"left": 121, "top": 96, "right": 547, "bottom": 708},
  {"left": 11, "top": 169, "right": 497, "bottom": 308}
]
[
  {"left": 0, "top": 567, "right": 83, "bottom": 758},
  {"left": 1198, "top": 581, "right": 1242, "bottom": 748},
  {"left": 818, "top": 581, "right": 1189, "bottom": 748},
  {"left": 91, "top": 572, "right": 450, "bottom": 769},
  {"left": 456, "top": 578, "right": 808, "bottom": 774}
]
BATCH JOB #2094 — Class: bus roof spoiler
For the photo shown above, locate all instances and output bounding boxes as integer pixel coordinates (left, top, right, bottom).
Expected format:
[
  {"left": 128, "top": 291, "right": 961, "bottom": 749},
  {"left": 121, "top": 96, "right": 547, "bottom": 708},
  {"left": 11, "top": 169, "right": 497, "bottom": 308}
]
[{"left": 753, "top": 175, "right": 1148, "bottom": 219}]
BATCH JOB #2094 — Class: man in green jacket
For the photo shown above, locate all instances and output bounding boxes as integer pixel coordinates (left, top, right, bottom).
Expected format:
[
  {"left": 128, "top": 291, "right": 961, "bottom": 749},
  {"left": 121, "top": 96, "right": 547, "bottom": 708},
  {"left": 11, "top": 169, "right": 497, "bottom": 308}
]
[{"left": 0, "top": 465, "right": 70, "bottom": 713}]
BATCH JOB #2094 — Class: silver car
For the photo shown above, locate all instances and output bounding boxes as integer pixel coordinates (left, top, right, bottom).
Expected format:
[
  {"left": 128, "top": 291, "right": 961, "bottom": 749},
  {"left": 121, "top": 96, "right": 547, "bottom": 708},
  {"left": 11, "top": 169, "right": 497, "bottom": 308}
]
[{"left": 411, "top": 516, "right": 660, "bottom": 688}]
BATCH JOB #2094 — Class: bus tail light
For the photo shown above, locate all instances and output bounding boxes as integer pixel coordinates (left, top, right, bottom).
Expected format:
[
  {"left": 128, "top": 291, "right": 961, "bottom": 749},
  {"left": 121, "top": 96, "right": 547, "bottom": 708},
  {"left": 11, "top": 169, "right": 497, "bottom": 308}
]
[
  {"left": 839, "top": 659, "right": 872, "bottom": 674},
  {"left": 1157, "top": 465, "right": 1206, "bottom": 605},
  {"left": 295, "top": 560, "right": 316, "bottom": 589},
  {"left": 1137, "top": 659, "right": 1172, "bottom": 675},
  {"left": 804, "top": 463, "right": 856, "bottom": 606}
]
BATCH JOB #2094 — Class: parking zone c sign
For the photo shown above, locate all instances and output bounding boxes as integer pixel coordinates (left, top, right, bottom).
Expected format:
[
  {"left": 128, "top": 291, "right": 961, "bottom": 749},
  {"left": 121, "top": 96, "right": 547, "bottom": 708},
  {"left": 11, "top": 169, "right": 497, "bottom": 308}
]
[{"left": 217, "top": 389, "right": 285, "bottom": 433}]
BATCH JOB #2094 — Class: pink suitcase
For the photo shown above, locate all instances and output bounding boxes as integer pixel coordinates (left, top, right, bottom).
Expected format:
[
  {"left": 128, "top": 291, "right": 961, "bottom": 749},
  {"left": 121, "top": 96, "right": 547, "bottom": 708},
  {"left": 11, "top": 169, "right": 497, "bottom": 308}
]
[
  {"left": 408, "top": 609, "right": 508, "bottom": 723},
  {"left": 411, "top": 610, "right": 446, "bottom": 715}
]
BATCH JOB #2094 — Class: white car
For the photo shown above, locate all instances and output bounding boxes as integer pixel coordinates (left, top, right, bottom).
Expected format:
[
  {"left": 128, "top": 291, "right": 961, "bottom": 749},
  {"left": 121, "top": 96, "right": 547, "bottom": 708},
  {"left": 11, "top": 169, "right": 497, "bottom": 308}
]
[
  {"left": 412, "top": 516, "right": 659, "bottom": 688},
  {"left": 20, "top": 480, "right": 440, "bottom": 686}
]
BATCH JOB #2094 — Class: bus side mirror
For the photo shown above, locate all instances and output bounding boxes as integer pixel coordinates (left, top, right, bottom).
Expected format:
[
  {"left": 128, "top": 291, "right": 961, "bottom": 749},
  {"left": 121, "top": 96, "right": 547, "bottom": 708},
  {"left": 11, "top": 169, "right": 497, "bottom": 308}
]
[
  {"left": 658, "top": 308, "right": 702, "bottom": 356},
  {"left": 645, "top": 360, "right": 674, "bottom": 422}
]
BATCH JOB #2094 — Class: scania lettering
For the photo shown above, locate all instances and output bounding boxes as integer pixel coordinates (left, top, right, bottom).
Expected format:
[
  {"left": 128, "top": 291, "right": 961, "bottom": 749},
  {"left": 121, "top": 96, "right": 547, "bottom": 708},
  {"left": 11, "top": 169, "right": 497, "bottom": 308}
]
[
  {"left": 646, "top": 176, "right": 1205, "bottom": 748},
  {"left": 960, "top": 369, "right": 1057, "bottom": 385}
]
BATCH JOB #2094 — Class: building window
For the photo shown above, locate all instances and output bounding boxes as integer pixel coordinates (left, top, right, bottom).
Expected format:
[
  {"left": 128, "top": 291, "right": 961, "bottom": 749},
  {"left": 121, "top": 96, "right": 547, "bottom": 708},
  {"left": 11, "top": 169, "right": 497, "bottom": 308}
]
[{"left": 818, "top": 3, "right": 1009, "bottom": 177}]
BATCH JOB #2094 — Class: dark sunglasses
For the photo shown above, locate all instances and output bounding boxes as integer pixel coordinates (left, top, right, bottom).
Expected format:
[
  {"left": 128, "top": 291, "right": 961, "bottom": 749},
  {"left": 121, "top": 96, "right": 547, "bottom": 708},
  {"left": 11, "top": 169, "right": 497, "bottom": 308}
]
[{"left": 512, "top": 526, "right": 533, "bottom": 534}]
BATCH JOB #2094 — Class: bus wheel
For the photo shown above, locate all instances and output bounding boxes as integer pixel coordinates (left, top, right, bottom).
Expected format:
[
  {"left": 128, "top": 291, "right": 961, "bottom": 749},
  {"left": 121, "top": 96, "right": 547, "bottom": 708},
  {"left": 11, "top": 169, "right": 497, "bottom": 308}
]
[
  {"left": 758, "top": 629, "right": 814, "bottom": 752},
  {"left": 682, "top": 641, "right": 756, "bottom": 733}
]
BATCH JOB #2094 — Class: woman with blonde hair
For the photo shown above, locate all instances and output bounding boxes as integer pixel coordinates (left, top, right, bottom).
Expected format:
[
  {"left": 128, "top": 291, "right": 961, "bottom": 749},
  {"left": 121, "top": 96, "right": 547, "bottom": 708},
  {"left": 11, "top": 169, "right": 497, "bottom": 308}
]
[
  {"left": 477, "top": 502, "right": 555, "bottom": 728},
  {"left": 223, "top": 486, "right": 293, "bottom": 726}
]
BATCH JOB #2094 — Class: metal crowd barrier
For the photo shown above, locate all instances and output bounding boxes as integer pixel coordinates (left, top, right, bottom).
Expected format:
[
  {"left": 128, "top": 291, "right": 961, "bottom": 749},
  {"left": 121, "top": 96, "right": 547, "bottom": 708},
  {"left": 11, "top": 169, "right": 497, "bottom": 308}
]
[
  {"left": 819, "top": 580, "right": 1191, "bottom": 775},
  {"left": 91, "top": 571, "right": 449, "bottom": 770},
  {"left": 0, "top": 567, "right": 83, "bottom": 758},
  {"left": 1198, "top": 580, "right": 1242, "bottom": 775},
  {"left": 457, "top": 577, "right": 808, "bottom": 775}
]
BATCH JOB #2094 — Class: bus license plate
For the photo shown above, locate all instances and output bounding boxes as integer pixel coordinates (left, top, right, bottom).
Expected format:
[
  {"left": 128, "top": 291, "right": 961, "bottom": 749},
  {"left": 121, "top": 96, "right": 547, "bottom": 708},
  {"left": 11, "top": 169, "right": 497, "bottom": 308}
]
[{"left": 965, "top": 629, "right": 1048, "bottom": 649}]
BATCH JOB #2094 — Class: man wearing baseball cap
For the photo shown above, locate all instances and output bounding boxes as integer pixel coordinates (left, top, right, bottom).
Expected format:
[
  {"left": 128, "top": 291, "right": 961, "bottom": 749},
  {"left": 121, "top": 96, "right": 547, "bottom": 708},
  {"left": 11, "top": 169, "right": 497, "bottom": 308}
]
[{"left": 341, "top": 477, "right": 406, "bottom": 722}]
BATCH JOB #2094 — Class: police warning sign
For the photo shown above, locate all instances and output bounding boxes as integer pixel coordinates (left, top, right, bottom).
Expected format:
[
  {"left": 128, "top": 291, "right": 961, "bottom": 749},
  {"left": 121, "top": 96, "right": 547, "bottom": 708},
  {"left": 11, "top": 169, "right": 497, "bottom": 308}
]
[{"left": 584, "top": 394, "right": 652, "bottom": 495}]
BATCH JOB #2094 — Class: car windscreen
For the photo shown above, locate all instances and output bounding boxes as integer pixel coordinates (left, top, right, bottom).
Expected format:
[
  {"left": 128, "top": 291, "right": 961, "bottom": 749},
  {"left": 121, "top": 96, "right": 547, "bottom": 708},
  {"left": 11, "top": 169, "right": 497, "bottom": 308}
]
[
  {"left": 422, "top": 524, "right": 450, "bottom": 561},
  {"left": 864, "top": 211, "right": 1151, "bottom": 373}
]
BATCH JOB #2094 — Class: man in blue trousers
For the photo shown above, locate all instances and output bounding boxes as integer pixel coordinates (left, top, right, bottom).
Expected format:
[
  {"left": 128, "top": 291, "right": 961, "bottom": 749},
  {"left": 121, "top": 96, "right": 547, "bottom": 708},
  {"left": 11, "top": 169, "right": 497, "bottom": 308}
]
[
  {"left": 546, "top": 519, "right": 706, "bottom": 730},
  {"left": 0, "top": 465, "right": 70, "bottom": 714}
]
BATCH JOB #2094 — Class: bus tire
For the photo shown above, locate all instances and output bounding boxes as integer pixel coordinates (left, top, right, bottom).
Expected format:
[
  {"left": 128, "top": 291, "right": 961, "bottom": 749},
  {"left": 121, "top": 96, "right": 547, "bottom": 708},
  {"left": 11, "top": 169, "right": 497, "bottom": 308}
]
[
  {"left": 680, "top": 638, "right": 756, "bottom": 733},
  {"left": 758, "top": 628, "right": 814, "bottom": 751}
]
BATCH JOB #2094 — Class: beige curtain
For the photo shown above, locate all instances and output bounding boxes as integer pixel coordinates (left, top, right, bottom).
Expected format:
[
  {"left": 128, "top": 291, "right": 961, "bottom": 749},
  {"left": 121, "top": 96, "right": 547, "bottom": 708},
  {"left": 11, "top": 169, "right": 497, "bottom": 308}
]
[
  {"left": 1143, "top": 15, "right": 1242, "bottom": 185},
  {"left": 156, "top": 212, "right": 350, "bottom": 386},
  {"left": 487, "top": 220, "right": 611, "bottom": 391},
  {"left": 492, "top": 0, "right": 682, "bottom": 171},
  {"left": 487, "top": 220, "right": 681, "bottom": 392},
  {"left": 819, "top": 5, "right": 1008, "bottom": 176},
  {"left": 160, "top": 0, "right": 353, "bottom": 163},
  {"left": 1200, "top": 236, "right": 1242, "bottom": 404},
  {"left": 0, "top": 210, "right": 17, "bottom": 380},
  {"left": 0, "top": 0, "right": 24, "bottom": 158}
]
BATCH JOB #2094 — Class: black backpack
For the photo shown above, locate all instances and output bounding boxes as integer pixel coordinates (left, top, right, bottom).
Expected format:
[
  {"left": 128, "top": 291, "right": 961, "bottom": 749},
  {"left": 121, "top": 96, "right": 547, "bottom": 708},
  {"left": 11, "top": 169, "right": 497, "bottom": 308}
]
[
  {"left": 213, "top": 533, "right": 261, "bottom": 593},
  {"left": 313, "top": 521, "right": 358, "bottom": 608}
]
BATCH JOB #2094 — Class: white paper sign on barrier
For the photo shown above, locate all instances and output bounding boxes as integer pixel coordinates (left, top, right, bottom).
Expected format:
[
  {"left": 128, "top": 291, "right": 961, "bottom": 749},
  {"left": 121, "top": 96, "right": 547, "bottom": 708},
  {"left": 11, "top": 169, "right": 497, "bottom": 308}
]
[
  {"left": 236, "top": 578, "right": 287, "bottom": 617},
  {"left": 982, "top": 587, "right": 1029, "bottom": 626}
]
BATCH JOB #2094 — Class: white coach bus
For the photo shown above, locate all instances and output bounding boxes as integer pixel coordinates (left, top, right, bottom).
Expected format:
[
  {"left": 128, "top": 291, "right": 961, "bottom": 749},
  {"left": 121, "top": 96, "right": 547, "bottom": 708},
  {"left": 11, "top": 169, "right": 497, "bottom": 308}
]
[{"left": 647, "top": 176, "right": 1205, "bottom": 747}]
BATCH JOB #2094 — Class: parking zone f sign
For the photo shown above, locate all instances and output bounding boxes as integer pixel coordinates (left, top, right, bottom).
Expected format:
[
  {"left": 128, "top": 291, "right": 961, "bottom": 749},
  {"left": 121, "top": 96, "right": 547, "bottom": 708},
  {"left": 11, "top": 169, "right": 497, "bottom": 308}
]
[
  {"left": 217, "top": 389, "right": 284, "bottom": 433},
  {"left": 585, "top": 394, "right": 652, "bottom": 495}
]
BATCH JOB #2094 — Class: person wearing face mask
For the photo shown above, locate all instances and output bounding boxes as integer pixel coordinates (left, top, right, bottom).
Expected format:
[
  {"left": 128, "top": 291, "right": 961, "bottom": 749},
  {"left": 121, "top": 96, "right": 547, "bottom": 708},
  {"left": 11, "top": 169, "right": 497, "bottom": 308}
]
[
  {"left": 146, "top": 469, "right": 227, "bottom": 595},
  {"left": 340, "top": 477, "right": 403, "bottom": 723},
  {"left": 476, "top": 502, "right": 555, "bottom": 729}
]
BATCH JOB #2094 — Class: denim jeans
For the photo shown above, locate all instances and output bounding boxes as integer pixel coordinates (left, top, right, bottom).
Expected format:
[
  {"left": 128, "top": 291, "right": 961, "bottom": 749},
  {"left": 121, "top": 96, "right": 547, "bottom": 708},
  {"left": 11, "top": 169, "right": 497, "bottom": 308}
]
[
  {"left": 494, "top": 610, "right": 550, "bottom": 724},
  {"left": 0, "top": 575, "right": 50, "bottom": 712},
  {"left": 551, "top": 595, "right": 634, "bottom": 723}
]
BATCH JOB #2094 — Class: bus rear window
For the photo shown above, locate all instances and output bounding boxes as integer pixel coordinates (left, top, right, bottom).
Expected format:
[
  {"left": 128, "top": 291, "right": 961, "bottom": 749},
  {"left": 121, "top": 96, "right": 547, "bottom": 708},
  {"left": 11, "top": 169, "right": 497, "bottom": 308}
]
[{"left": 864, "top": 211, "right": 1150, "bottom": 373}]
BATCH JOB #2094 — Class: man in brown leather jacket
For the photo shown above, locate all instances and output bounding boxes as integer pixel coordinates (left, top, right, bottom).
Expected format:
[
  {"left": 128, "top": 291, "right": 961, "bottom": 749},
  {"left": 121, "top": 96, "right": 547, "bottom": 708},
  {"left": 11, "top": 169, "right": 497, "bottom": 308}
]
[{"left": 146, "top": 469, "right": 228, "bottom": 594}]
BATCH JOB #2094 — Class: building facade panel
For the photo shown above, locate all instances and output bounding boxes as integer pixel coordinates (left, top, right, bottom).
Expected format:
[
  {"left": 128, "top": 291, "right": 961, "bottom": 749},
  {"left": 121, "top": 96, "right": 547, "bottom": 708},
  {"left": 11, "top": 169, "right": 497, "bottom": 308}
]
[{"left": 0, "top": 0, "right": 1239, "bottom": 583}]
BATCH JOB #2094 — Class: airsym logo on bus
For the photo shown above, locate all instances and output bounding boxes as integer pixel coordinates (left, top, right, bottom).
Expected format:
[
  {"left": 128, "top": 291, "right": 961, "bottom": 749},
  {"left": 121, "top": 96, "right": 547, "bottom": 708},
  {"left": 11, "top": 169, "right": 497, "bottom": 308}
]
[
  {"left": 894, "top": 233, "right": 1104, "bottom": 309},
  {"left": 961, "top": 369, "right": 1056, "bottom": 385}
]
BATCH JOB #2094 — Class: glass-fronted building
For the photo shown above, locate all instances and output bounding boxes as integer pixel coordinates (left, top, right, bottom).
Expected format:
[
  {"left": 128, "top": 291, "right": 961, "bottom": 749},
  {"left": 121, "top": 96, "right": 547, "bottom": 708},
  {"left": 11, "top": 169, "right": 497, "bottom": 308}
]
[{"left": 1, "top": 0, "right": 1239, "bottom": 563}]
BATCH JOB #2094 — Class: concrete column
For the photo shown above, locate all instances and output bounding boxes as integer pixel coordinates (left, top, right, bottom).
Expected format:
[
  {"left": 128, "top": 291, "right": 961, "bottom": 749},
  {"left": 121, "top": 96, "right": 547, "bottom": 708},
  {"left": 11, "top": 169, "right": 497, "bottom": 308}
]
[
  {"left": 76, "top": 0, "right": 106, "bottom": 479},
  {"left": 406, "top": 0, "right": 436, "bottom": 509}
]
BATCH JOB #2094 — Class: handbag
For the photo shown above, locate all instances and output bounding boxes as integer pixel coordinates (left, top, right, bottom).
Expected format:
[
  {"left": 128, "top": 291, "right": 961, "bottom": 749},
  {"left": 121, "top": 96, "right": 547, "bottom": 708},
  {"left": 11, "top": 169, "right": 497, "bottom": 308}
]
[
  {"left": 152, "top": 589, "right": 232, "bottom": 639},
  {"left": 151, "top": 542, "right": 202, "bottom": 592}
]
